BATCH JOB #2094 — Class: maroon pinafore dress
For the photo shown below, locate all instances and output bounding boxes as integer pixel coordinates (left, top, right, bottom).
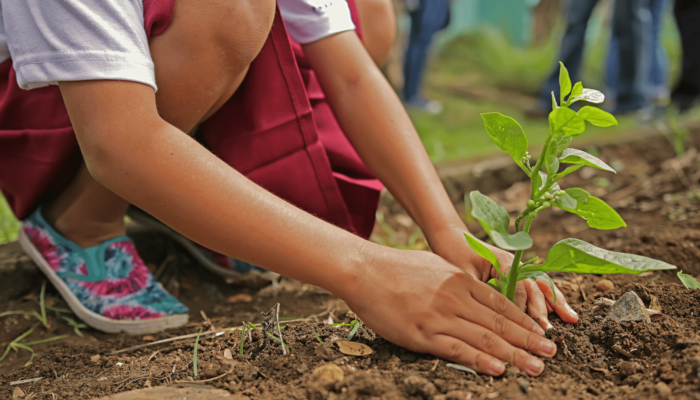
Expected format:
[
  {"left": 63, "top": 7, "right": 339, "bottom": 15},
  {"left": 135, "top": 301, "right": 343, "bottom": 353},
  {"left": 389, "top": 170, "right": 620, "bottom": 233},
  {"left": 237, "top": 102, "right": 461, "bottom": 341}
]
[{"left": 0, "top": 0, "right": 382, "bottom": 239}]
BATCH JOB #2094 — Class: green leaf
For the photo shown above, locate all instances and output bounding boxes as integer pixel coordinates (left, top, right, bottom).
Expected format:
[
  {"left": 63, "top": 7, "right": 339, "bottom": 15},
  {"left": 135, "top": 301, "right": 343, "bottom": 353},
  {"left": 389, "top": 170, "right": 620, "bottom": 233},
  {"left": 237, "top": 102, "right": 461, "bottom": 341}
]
[
  {"left": 554, "top": 188, "right": 626, "bottom": 229},
  {"left": 570, "top": 82, "right": 583, "bottom": 99},
  {"left": 549, "top": 108, "right": 586, "bottom": 137},
  {"left": 678, "top": 271, "right": 700, "bottom": 289},
  {"left": 464, "top": 234, "right": 504, "bottom": 280},
  {"left": 551, "top": 92, "right": 558, "bottom": 110},
  {"left": 555, "top": 135, "right": 573, "bottom": 154},
  {"left": 554, "top": 190, "right": 577, "bottom": 209},
  {"left": 469, "top": 191, "right": 533, "bottom": 251},
  {"left": 555, "top": 165, "right": 584, "bottom": 180},
  {"left": 544, "top": 137, "right": 560, "bottom": 176},
  {"left": 481, "top": 113, "right": 529, "bottom": 171},
  {"left": 487, "top": 278, "right": 503, "bottom": 292},
  {"left": 518, "top": 271, "right": 556, "bottom": 303},
  {"left": 559, "top": 62, "right": 572, "bottom": 105},
  {"left": 569, "top": 88, "right": 605, "bottom": 104},
  {"left": 578, "top": 106, "right": 618, "bottom": 127},
  {"left": 521, "top": 238, "right": 676, "bottom": 275},
  {"left": 559, "top": 148, "right": 616, "bottom": 173}
]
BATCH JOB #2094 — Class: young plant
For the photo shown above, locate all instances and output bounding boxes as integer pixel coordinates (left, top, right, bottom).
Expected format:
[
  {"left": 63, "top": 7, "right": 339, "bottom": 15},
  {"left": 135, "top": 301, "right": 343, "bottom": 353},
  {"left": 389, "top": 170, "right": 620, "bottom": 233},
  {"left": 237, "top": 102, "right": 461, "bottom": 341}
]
[
  {"left": 1, "top": 281, "right": 51, "bottom": 329},
  {"left": 678, "top": 271, "right": 700, "bottom": 289},
  {"left": 190, "top": 327, "right": 203, "bottom": 380},
  {"left": 0, "top": 326, "right": 66, "bottom": 366},
  {"left": 465, "top": 62, "right": 677, "bottom": 303}
]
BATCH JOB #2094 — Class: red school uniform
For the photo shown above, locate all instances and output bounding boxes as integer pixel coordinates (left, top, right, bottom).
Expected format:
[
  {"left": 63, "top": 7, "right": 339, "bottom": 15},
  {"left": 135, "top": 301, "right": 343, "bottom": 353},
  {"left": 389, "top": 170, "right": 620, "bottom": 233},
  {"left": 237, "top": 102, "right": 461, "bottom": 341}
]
[{"left": 0, "top": 0, "right": 382, "bottom": 239}]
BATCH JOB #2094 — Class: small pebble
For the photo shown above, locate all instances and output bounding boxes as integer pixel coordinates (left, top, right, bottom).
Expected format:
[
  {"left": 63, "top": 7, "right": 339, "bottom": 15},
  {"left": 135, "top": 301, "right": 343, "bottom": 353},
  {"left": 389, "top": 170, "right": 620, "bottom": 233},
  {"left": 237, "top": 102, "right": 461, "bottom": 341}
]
[
  {"left": 517, "top": 378, "right": 530, "bottom": 393},
  {"left": 655, "top": 382, "right": 671, "bottom": 397},
  {"left": 595, "top": 279, "right": 615, "bottom": 292}
]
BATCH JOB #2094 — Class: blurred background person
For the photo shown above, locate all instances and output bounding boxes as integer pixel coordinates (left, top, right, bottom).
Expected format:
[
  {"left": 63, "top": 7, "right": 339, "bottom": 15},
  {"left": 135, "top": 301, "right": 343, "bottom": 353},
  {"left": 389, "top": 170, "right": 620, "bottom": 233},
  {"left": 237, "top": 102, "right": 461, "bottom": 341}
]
[
  {"left": 671, "top": 0, "right": 700, "bottom": 113},
  {"left": 605, "top": 0, "right": 667, "bottom": 113},
  {"left": 526, "top": 0, "right": 653, "bottom": 117},
  {"left": 402, "top": 0, "right": 451, "bottom": 114}
]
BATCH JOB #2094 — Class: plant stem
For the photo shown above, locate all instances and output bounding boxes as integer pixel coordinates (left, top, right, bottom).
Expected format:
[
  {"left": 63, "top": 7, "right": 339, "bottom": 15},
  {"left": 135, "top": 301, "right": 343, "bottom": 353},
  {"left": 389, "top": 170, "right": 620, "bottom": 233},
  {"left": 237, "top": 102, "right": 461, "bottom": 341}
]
[
  {"left": 514, "top": 210, "right": 529, "bottom": 232},
  {"left": 505, "top": 250, "right": 524, "bottom": 300},
  {"left": 505, "top": 212, "right": 539, "bottom": 301}
]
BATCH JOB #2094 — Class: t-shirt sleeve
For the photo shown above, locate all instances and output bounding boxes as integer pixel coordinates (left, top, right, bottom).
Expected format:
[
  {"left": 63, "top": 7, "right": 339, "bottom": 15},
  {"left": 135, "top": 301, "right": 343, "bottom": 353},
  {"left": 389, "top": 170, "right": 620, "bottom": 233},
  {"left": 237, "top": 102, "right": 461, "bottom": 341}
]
[
  {"left": 0, "top": 0, "right": 157, "bottom": 91},
  {"left": 278, "top": 0, "right": 356, "bottom": 44}
]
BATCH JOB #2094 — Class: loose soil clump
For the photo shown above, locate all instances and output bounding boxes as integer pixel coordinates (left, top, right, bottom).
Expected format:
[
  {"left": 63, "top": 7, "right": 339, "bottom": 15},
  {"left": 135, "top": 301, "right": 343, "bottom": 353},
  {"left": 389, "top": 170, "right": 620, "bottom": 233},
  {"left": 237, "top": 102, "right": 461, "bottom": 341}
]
[{"left": 1, "top": 132, "right": 700, "bottom": 399}]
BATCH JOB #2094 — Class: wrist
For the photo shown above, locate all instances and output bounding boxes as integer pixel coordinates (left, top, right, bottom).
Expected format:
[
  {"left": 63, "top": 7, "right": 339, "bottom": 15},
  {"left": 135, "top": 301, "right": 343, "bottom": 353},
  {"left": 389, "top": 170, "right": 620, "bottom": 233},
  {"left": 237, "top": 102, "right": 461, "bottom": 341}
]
[{"left": 422, "top": 216, "right": 469, "bottom": 245}]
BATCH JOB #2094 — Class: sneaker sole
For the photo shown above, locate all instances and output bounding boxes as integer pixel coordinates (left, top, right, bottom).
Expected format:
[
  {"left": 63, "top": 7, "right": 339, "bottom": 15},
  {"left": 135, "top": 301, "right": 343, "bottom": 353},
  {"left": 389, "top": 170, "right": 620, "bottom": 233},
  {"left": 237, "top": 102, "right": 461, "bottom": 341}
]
[
  {"left": 126, "top": 208, "right": 280, "bottom": 283},
  {"left": 19, "top": 229, "right": 189, "bottom": 335}
]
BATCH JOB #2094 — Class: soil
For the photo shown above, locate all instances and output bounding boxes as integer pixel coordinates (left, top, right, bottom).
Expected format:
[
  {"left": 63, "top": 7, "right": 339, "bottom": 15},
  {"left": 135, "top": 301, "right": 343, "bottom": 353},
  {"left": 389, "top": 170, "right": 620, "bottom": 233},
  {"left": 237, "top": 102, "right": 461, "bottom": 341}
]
[{"left": 1, "top": 131, "right": 700, "bottom": 400}]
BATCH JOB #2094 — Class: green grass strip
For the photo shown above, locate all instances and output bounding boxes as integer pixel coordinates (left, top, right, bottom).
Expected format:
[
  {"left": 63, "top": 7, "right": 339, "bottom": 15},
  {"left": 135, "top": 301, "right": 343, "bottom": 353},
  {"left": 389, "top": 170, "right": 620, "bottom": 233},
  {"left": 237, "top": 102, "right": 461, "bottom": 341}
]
[
  {"left": 239, "top": 325, "right": 247, "bottom": 357},
  {"left": 193, "top": 327, "right": 203, "bottom": 377},
  {"left": 312, "top": 328, "right": 323, "bottom": 344}
]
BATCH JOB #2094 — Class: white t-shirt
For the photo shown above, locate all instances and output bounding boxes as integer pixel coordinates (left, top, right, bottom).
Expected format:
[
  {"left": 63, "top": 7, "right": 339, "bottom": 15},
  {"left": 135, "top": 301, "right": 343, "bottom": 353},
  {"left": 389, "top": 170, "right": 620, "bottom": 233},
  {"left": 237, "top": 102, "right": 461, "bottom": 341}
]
[{"left": 0, "top": 0, "right": 355, "bottom": 91}]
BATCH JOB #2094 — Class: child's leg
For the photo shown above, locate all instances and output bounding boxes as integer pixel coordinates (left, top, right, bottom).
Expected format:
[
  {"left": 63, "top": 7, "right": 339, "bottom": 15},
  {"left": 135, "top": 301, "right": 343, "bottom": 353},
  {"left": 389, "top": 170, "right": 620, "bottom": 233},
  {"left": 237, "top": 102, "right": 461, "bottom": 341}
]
[
  {"left": 42, "top": 0, "right": 275, "bottom": 248},
  {"left": 43, "top": 163, "right": 130, "bottom": 248}
]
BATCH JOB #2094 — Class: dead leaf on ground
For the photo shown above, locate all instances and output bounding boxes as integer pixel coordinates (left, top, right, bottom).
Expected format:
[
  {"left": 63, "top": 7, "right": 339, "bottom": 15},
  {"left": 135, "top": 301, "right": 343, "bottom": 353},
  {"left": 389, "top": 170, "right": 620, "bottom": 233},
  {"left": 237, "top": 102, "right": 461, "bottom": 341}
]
[
  {"left": 142, "top": 336, "right": 156, "bottom": 342},
  {"left": 336, "top": 341, "right": 373, "bottom": 356},
  {"left": 223, "top": 349, "right": 233, "bottom": 360},
  {"left": 310, "top": 364, "right": 344, "bottom": 389},
  {"left": 91, "top": 354, "right": 101, "bottom": 362},
  {"left": 225, "top": 294, "right": 253, "bottom": 304},
  {"left": 13, "top": 387, "right": 25, "bottom": 399}
]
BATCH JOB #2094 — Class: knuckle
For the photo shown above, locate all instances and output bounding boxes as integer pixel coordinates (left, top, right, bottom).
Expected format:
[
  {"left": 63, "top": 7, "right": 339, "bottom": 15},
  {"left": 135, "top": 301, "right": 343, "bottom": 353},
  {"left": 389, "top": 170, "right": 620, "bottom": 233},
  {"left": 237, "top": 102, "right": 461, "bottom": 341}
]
[
  {"left": 495, "top": 293, "right": 511, "bottom": 314},
  {"left": 524, "top": 332, "right": 536, "bottom": 350},
  {"left": 474, "top": 352, "right": 490, "bottom": 371},
  {"left": 480, "top": 332, "right": 499, "bottom": 352},
  {"left": 492, "top": 314, "right": 509, "bottom": 336},
  {"left": 513, "top": 349, "right": 531, "bottom": 367},
  {"left": 448, "top": 341, "right": 468, "bottom": 360}
]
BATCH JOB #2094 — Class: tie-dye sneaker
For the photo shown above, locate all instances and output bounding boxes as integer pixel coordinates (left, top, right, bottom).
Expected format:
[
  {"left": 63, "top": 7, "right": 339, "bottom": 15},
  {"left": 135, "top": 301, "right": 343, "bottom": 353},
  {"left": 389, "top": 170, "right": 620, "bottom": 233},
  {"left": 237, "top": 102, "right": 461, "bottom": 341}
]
[
  {"left": 18, "top": 208, "right": 189, "bottom": 335},
  {"left": 126, "top": 207, "right": 280, "bottom": 285}
]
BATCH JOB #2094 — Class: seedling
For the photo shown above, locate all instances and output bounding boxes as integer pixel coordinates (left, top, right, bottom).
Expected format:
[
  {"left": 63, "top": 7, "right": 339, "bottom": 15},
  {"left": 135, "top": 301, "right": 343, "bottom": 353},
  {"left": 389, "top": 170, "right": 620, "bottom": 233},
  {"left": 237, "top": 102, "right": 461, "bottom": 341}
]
[
  {"left": 191, "top": 327, "right": 203, "bottom": 379},
  {"left": 1, "top": 281, "right": 51, "bottom": 329},
  {"left": 678, "top": 271, "right": 700, "bottom": 289},
  {"left": 62, "top": 317, "right": 87, "bottom": 338},
  {"left": 346, "top": 319, "right": 362, "bottom": 341},
  {"left": 465, "top": 62, "right": 677, "bottom": 303},
  {"left": 239, "top": 324, "right": 247, "bottom": 357},
  {"left": 312, "top": 328, "right": 324, "bottom": 344},
  {"left": 0, "top": 326, "right": 66, "bottom": 366}
]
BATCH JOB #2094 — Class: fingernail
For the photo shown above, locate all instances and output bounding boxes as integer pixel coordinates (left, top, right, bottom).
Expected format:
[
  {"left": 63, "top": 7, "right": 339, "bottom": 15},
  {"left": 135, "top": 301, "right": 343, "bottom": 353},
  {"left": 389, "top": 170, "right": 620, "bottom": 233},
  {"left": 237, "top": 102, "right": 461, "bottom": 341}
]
[
  {"left": 527, "top": 358, "right": 544, "bottom": 375},
  {"left": 545, "top": 321, "right": 554, "bottom": 330},
  {"left": 490, "top": 361, "right": 505, "bottom": 375},
  {"left": 532, "top": 324, "right": 545, "bottom": 336},
  {"left": 566, "top": 303, "right": 578, "bottom": 316},
  {"left": 540, "top": 340, "right": 556, "bottom": 355}
]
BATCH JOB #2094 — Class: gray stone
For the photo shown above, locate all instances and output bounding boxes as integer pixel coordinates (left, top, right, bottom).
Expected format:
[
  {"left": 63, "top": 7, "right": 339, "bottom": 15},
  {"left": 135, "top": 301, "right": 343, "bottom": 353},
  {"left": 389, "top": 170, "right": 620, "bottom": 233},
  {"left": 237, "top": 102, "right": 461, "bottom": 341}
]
[{"left": 605, "top": 291, "right": 650, "bottom": 323}]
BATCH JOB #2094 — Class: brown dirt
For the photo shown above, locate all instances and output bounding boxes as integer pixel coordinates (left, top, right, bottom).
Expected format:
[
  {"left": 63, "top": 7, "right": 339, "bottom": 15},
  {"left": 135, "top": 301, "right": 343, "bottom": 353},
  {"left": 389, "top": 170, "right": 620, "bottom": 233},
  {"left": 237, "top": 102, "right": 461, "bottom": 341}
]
[{"left": 1, "top": 131, "right": 700, "bottom": 399}]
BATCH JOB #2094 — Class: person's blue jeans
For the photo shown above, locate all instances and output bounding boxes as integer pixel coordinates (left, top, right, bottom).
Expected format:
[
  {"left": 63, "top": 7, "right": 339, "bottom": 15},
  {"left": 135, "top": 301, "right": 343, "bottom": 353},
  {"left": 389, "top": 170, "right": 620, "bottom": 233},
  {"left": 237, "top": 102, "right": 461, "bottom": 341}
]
[
  {"left": 403, "top": 0, "right": 450, "bottom": 102},
  {"left": 606, "top": 0, "right": 667, "bottom": 104},
  {"left": 537, "top": 0, "right": 652, "bottom": 113},
  {"left": 537, "top": 0, "right": 600, "bottom": 110}
]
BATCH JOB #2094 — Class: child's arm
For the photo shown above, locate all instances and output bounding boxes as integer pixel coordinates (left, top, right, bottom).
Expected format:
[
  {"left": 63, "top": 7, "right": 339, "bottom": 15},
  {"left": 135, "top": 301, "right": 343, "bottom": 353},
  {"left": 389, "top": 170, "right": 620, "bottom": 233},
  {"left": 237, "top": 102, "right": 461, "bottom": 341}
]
[
  {"left": 302, "top": 31, "right": 579, "bottom": 329},
  {"left": 59, "top": 79, "right": 556, "bottom": 376}
]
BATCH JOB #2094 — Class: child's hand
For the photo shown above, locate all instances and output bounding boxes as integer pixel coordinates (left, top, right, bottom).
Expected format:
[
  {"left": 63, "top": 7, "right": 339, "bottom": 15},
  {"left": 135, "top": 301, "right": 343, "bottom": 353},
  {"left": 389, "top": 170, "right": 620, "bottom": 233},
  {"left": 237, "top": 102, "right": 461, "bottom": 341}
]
[
  {"left": 343, "top": 246, "right": 557, "bottom": 377},
  {"left": 427, "top": 228, "right": 579, "bottom": 330}
]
